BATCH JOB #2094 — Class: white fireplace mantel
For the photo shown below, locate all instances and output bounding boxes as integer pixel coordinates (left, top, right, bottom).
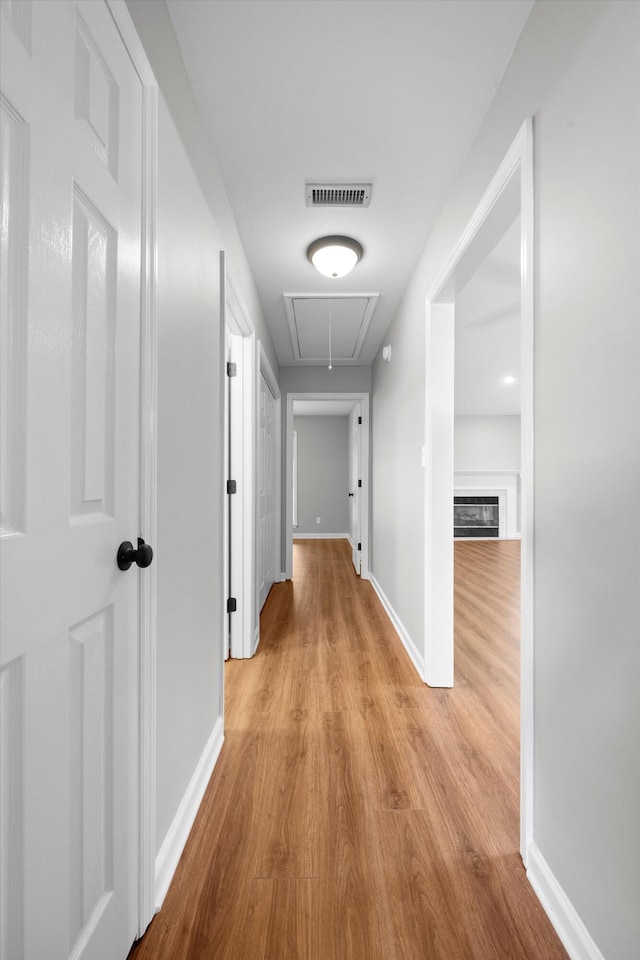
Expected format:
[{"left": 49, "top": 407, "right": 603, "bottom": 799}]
[{"left": 454, "top": 470, "right": 520, "bottom": 539}]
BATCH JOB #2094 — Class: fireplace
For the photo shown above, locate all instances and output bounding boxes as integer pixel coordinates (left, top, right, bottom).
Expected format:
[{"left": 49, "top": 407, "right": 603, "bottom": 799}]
[{"left": 454, "top": 495, "right": 499, "bottom": 538}]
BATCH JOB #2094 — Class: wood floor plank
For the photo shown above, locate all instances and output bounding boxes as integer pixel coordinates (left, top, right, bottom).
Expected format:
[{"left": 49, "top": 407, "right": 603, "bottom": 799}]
[
  {"left": 250, "top": 670, "right": 320, "bottom": 880},
  {"left": 317, "top": 709, "right": 397, "bottom": 960},
  {"left": 248, "top": 879, "right": 319, "bottom": 960},
  {"left": 129, "top": 538, "right": 568, "bottom": 960},
  {"left": 374, "top": 808, "right": 475, "bottom": 960}
]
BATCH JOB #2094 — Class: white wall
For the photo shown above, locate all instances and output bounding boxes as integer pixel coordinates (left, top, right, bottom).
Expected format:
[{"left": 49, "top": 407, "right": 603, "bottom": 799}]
[
  {"left": 280, "top": 366, "right": 372, "bottom": 395},
  {"left": 154, "top": 96, "right": 222, "bottom": 850},
  {"left": 294, "top": 417, "right": 349, "bottom": 535},
  {"left": 126, "top": 0, "right": 279, "bottom": 862},
  {"left": 454, "top": 415, "right": 520, "bottom": 471},
  {"left": 371, "top": 2, "right": 639, "bottom": 957}
]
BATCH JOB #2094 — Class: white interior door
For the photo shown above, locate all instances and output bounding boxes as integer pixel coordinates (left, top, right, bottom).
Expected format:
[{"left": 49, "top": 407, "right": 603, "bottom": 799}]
[
  {"left": 226, "top": 331, "right": 243, "bottom": 658},
  {"left": 350, "top": 404, "right": 362, "bottom": 574},
  {"left": 1, "top": 3, "right": 145, "bottom": 957},
  {"left": 221, "top": 254, "right": 257, "bottom": 658},
  {"left": 222, "top": 330, "right": 232, "bottom": 660},
  {"left": 258, "top": 370, "right": 276, "bottom": 610}
]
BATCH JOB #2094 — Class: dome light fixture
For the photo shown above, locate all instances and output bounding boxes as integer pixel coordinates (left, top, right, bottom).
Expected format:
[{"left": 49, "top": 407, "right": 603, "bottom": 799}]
[{"left": 306, "top": 235, "right": 363, "bottom": 279}]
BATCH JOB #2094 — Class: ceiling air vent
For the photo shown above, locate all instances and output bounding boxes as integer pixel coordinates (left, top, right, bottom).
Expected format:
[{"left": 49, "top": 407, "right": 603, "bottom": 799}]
[{"left": 305, "top": 182, "right": 372, "bottom": 208}]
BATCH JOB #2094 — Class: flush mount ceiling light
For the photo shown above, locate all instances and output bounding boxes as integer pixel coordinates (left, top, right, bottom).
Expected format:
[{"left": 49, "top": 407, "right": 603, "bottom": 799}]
[
  {"left": 503, "top": 375, "right": 517, "bottom": 385},
  {"left": 306, "top": 235, "right": 363, "bottom": 279}
]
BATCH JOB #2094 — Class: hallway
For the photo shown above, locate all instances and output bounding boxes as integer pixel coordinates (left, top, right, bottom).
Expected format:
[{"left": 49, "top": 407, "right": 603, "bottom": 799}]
[{"left": 129, "top": 539, "right": 566, "bottom": 959}]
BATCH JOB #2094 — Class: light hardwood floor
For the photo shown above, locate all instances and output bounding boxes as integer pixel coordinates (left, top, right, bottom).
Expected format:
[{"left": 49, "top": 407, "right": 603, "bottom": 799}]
[{"left": 129, "top": 538, "right": 567, "bottom": 960}]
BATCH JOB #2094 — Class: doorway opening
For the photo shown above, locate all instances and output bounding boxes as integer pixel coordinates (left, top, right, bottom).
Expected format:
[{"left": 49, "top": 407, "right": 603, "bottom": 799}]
[
  {"left": 424, "top": 120, "right": 534, "bottom": 862},
  {"left": 285, "top": 393, "right": 370, "bottom": 581}
]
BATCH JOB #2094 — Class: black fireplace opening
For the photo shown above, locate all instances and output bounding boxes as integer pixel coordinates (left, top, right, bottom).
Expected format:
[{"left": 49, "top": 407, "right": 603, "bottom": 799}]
[{"left": 454, "top": 495, "right": 499, "bottom": 538}]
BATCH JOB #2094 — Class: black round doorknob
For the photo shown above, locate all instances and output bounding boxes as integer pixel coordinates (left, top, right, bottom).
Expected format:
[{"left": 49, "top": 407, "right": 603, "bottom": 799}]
[
  {"left": 117, "top": 537, "right": 154, "bottom": 571},
  {"left": 135, "top": 540, "right": 154, "bottom": 568}
]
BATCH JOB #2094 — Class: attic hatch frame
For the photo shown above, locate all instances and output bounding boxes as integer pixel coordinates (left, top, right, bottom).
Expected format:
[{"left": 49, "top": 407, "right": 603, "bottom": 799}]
[
  {"left": 422, "top": 120, "right": 534, "bottom": 866},
  {"left": 283, "top": 293, "right": 379, "bottom": 364}
]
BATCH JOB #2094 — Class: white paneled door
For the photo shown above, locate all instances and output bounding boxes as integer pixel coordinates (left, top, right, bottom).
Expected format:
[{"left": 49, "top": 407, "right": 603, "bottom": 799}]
[
  {"left": 225, "top": 329, "right": 242, "bottom": 660},
  {"left": 1, "top": 3, "right": 146, "bottom": 958},
  {"left": 258, "top": 371, "right": 276, "bottom": 610}
]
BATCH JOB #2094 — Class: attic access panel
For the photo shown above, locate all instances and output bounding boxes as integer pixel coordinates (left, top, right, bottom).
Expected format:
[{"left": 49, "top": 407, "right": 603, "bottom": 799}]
[{"left": 283, "top": 295, "right": 379, "bottom": 363}]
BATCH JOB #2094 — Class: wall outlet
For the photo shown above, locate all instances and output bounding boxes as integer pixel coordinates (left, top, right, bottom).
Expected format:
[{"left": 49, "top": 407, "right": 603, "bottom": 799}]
[{"left": 316, "top": 516, "right": 321, "bottom": 524}]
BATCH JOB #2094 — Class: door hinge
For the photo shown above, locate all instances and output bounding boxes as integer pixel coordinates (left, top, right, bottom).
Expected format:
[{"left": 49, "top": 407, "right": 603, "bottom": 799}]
[
  {"left": 227, "top": 361, "right": 237, "bottom": 377},
  {"left": 227, "top": 479, "right": 237, "bottom": 495},
  {"left": 227, "top": 597, "right": 237, "bottom": 613},
  {"left": 358, "top": 416, "right": 362, "bottom": 425},
  {"left": 357, "top": 542, "right": 361, "bottom": 551},
  {"left": 358, "top": 479, "right": 362, "bottom": 488}
]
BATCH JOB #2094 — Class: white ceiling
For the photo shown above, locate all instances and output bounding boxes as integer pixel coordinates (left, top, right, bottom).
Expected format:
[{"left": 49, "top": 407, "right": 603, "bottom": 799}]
[
  {"left": 165, "top": 0, "right": 534, "bottom": 367},
  {"left": 455, "top": 217, "right": 521, "bottom": 416}
]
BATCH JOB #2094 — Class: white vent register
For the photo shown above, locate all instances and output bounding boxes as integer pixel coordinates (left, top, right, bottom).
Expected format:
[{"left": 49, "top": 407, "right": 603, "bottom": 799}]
[{"left": 305, "top": 182, "right": 372, "bottom": 207}]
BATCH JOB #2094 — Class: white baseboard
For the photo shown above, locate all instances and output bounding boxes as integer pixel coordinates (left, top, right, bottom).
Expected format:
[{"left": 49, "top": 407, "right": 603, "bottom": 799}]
[
  {"left": 369, "top": 574, "right": 425, "bottom": 680},
  {"left": 155, "top": 715, "right": 224, "bottom": 910},
  {"left": 293, "top": 532, "right": 350, "bottom": 540},
  {"left": 526, "top": 844, "right": 605, "bottom": 960},
  {"left": 252, "top": 625, "right": 260, "bottom": 656}
]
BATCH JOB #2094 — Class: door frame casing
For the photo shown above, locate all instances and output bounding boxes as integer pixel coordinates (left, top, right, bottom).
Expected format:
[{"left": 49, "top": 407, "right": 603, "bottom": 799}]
[
  {"left": 423, "top": 119, "right": 534, "bottom": 862},
  {"left": 103, "top": 0, "right": 158, "bottom": 938},
  {"left": 285, "top": 392, "right": 370, "bottom": 580},
  {"left": 220, "top": 252, "right": 256, "bottom": 660}
]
